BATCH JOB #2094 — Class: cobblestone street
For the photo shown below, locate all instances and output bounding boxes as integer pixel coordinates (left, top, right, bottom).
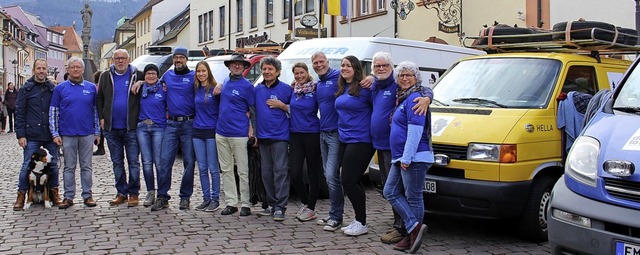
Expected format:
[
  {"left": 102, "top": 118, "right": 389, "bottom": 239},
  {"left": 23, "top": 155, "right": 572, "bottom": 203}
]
[{"left": 0, "top": 133, "right": 550, "bottom": 254}]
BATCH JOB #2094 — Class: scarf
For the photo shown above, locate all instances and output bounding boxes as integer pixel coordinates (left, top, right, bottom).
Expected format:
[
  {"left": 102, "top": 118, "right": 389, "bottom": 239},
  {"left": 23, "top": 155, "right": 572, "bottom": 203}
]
[
  {"left": 396, "top": 83, "right": 423, "bottom": 106},
  {"left": 293, "top": 80, "right": 316, "bottom": 99},
  {"left": 142, "top": 81, "right": 162, "bottom": 98}
]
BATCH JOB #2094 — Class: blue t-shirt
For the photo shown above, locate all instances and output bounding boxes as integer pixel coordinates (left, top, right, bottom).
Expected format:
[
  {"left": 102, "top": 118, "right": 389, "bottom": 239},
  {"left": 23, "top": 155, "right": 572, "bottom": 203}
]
[
  {"left": 316, "top": 69, "right": 340, "bottom": 132},
  {"left": 160, "top": 69, "right": 195, "bottom": 117},
  {"left": 139, "top": 82, "right": 167, "bottom": 128},
  {"left": 193, "top": 86, "right": 219, "bottom": 130},
  {"left": 111, "top": 69, "right": 131, "bottom": 129},
  {"left": 390, "top": 92, "right": 434, "bottom": 163},
  {"left": 334, "top": 84, "right": 373, "bottom": 143},
  {"left": 371, "top": 75, "right": 398, "bottom": 150},
  {"left": 254, "top": 80, "right": 292, "bottom": 141},
  {"left": 290, "top": 88, "right": 320, "bottom": 133},
  {"left": 50, "top": 80, "right": 98, "bottom": 136},
  {"left": 216, "top": 77, "right": 255, "bottom": 137}
]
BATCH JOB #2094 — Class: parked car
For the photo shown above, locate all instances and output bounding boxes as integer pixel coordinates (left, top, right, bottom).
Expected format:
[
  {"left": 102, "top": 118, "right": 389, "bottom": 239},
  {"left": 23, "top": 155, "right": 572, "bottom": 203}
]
[
  {"left": 130, "top": 46, "right": 174, "bottom": 77},
  {"left": 425, "top": 22, "right": 633, "bottom": 242}
]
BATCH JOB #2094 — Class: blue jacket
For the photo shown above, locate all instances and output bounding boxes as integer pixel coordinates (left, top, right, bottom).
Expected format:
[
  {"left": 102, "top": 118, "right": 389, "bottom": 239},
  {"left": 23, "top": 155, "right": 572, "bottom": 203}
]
[{"left": 15, "top": 77, "right": 55, "bottom": 142}]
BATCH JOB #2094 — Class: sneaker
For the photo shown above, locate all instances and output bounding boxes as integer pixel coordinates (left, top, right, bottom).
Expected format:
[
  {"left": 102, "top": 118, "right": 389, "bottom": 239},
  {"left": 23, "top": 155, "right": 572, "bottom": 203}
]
[
  {"left": 179, "top": 199, "right": 190, "bottom": 210},
  {"left": 258, "top": 207, "right": 273, "bottom": 217},
  {"left": 316, "top": 216, "right": 330, "bottom": 225},
  {"left": 195, "top": 200, "right": 210, "bottom": 211},
  {"left": 295, "top": 204, "right": 307, "bottom": 218},
  {"left": 220, "top": 206, "right": 238, "bottom": 215},
  {"left": 343, "top": 221, "right": 368, "bottom": 236},
  {"left": 408, "top": 224, "right": 427, "bottom": 254},
  {"left": 297, "top": 208, "right": 318, "bottom": 222},
  {"left": 205, "top": 201, "right": 220, "bottom": 212},
  {"left": 393, "top": 235, "right": 411, "bottom": 251},
  {"left": 381, "top": 228, "right": 404, "bottom": 244},
  {"left": 150, "top": 197, "right": 169, "bottom": 211},
  {"left": 323, "top": 219, "right": 342, "bottom": 232},
  {"left": 143, "top": 191, "right": 156, "bottom": 207},
  {"left": 273, "top": 210, "right": 285, "bottom": 221},
  {"left": 239, "top": 207, "right": 251, "bottom": 216},
  {"left": 341, "top": 220, "right": 357, "bottom": 232}
]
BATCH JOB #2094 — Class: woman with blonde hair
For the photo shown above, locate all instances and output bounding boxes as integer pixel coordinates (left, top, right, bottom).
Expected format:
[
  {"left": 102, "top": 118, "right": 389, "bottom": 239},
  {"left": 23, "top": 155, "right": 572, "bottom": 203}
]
[
  {"left": 192, "top": 61, "right": 222, "bottom": 212},
  {"left": 288, "top": 62, "right": 322, "bottom": 222}
]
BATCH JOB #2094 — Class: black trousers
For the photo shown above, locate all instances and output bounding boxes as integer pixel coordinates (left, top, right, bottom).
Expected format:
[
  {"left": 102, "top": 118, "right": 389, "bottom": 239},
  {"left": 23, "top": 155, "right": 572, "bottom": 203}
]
[
  {"left": 289, "top": 132, "right": 322, "bottom": 210},
  {"left": 339, "top": 142, "right": 375, "bottom": 225}
]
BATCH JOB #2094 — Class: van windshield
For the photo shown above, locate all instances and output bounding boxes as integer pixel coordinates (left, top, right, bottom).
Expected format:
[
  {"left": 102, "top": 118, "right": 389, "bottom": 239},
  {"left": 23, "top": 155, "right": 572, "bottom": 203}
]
[
  {"left": 433, "top": 58, "right": 561, "bottom": 109},
  {"left": 614, "top": 66, "right": 640, "bottom": 109}
]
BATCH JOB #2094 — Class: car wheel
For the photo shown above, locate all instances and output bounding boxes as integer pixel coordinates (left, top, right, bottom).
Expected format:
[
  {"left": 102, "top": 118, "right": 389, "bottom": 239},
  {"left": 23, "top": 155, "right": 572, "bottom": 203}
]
[{"left": 517, "top": 175, "right": 555, "bottom": 242}]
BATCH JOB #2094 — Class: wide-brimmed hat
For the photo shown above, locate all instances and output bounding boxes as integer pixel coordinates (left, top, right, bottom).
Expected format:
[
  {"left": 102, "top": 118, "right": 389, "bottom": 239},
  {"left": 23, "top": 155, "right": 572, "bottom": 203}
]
[{"left": 224, "top": 54, "right": 251, "bottom": 68}]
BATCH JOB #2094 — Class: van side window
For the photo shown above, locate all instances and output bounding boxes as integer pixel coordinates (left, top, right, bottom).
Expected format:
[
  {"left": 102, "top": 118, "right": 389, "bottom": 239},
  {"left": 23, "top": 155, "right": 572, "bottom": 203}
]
[
  {"left": 562, "top": 66, "right": 597, "bottom": 95},
  {"left": 246, "top": 63, "right": 261, "bottom": 83}
]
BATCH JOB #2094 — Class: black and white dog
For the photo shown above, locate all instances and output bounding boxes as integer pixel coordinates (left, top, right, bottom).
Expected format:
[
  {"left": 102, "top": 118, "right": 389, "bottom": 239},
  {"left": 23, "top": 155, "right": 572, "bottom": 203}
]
[{"left": 24, "top": 146, "right": 53, "bottom": 209}]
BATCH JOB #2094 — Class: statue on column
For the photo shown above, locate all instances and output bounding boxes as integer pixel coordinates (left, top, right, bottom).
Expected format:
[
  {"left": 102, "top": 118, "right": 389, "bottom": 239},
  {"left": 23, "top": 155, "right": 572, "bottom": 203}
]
[{"left": 80, "top": 2, "right": 92, "bottom": 58}]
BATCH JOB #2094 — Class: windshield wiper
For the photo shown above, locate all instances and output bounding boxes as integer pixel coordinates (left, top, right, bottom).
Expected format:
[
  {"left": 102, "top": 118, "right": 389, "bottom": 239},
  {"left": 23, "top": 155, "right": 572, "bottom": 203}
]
[
  {"left": 451, "top": 97, "right": 508, "bottom": 108},
  {"left": 432, "top": 98, "right": 448, "bottom": 106},
  {"left": 613, "top": 106, "right": 640, "bottom": 114}
]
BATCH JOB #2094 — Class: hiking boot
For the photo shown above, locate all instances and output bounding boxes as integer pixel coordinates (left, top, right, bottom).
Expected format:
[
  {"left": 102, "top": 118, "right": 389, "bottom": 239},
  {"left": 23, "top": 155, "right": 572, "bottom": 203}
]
[
  {"left": 58, "top": 198, "right": 74, "bottom": 209},
  {"left": 273, "top": 210, "right": 285, "bottom": 221},
  {"left": 128, "top": 195, "right": 139, "bottom": 207},
  {"left": 109, "top": 194, "right": 127, "bottom": 206},
  {"left": 408, "top": 224, "right": 427, "bottom": 254},
  {"left": 393, "top": 235, "right": 411, "bottom": 251},
  {"left": 84, "top": 197, "right": 97, "bottom": 207},
  {"left": 179, "top": 199, "right": 190, "bottom": 210},
  {"left": 296, "top": 208, "right": 318, "bottom": 222},
  {"left": 143, "top": 191, "right": 156, "bottom": 207},
  {"left": 381, "top": 228, "right": 404, "bottom": 244},
  {"left": 205, "top": 201, "right": 220, "bottom": 212},
  {"left": 13, "top": 191, "right": 26, "bottom": 211},
  {"left": 150, "top": 197, "right": 169, "bottom": 211},
  {"left": 195, "top": 200, "right": 210, "bottom": 211},
  {"left": 323, "top": 219, "right": 342, "bottom": 232},
  {"left": 50, "top": 187, "right": 63, "bottom": 206},
  {"left": 343, "top": 220, "right": 368, "bottom": 236}
]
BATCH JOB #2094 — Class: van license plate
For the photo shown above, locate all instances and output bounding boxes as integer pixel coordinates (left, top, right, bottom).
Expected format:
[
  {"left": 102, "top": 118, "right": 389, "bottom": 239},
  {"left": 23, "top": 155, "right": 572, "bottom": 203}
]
[
  {"left": 616, "top": 241, "right": 640, "bottom": 255},
  {"left": 424, "top": 180, "right": 436, "bottom": 193}
]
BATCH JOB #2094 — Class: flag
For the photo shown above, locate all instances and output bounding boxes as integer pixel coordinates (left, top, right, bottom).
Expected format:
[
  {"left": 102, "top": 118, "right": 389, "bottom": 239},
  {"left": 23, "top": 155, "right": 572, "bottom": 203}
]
[{"left": 325, "top": 0, "right": 347, "bottom": 16}]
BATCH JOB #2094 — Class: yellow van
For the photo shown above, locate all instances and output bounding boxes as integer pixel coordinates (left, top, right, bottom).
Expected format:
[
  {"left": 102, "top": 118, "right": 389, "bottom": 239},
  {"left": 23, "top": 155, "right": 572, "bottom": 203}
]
[{"left": 426, "top": 32, "right": 635, "bottom": 242}]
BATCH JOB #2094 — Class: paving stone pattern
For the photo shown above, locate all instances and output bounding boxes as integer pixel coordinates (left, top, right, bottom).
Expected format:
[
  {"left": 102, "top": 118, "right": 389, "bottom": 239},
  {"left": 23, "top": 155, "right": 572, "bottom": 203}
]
[{"left": 0, "top": 133, "right": 551, "bottom": 254}]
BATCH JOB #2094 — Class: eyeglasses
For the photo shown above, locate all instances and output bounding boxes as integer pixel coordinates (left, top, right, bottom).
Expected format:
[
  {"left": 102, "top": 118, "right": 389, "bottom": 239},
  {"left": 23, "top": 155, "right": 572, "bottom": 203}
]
[
  {"left": 399, "top": 74, "right": 415, "bottom": 79},
  {"left": 373, "top": 64, "right": 390, "bottom": 69},
  {"left": 145, "top": 72, "right": 158, "bottom": 76},
  {"left": 68, "top": 66, "right": 83, "bottom": 70},
  {"left": 173, "top": 55, "right": 186, "bottom": 60},
  {"left": 114, "top": 57, "right": 128, "bottom": 61}
]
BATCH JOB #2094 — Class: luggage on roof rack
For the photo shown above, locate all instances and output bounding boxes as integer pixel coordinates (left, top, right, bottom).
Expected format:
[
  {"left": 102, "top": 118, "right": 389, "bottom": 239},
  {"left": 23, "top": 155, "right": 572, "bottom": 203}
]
[
  {"left": 235, "top": 45, "right": 282, "bottom": 54},
  {"left": 466, "top": 21, "right": 640, "bottom": 54}
]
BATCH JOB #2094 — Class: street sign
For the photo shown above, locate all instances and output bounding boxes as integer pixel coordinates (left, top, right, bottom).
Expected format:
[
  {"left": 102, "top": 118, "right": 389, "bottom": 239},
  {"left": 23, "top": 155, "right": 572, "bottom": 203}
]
[{"left": 295, "top": 28, "right": 327, "bottom": 39}]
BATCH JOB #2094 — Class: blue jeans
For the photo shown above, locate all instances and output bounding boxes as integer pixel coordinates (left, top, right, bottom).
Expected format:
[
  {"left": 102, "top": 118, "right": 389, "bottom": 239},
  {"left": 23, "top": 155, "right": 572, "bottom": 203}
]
[
  {"left": 383, "top": 162, "right": 430, "bottom": 233},
  {"left": 104, "top": 129, "right": 140, "bottom": 196},
  {"left": 320, "top": 130, "right": 344, "bottom": 222},
  {"left": 18, "top": 140, "right": 60, "bottom": 191},
  {"left": 259, "top": 141, "right": 290, "bottom": 212},
  {"left": 158, "top": 120, "right": 195, "bottom": 200},
  {"left": 193, "top": 137, "right": 220, "bottom": 202},
  {"left": 62, "top": 135, "right": 94, "bottom": 200},
  {"left": 137, "top": 123, "right": 164, "bottom": 191}
]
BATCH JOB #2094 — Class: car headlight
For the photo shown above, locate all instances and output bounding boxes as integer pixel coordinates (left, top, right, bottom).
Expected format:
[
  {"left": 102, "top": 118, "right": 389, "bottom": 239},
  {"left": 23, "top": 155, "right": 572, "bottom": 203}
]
[
  {"left": 565, "top": 136, "right": 600, "bottom": 187},
  {"left": 467, "top": 143, "right": 517, "bottom": 163}
]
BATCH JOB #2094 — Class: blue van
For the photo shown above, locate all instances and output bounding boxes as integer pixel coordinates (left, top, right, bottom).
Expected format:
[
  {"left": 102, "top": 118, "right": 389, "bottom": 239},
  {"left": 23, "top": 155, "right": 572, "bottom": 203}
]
[{"left": 548, "top": 57, "right": 640, "bottom": 254}]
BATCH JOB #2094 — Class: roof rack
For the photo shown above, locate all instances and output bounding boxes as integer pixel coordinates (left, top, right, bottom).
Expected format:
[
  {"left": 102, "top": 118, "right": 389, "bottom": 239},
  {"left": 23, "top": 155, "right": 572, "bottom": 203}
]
[
  {"left": 464, "top": 27, "right": 640, "bottom": 55},
  {"left": 235, "top": 45, "right": 282, "bottom": 54}
]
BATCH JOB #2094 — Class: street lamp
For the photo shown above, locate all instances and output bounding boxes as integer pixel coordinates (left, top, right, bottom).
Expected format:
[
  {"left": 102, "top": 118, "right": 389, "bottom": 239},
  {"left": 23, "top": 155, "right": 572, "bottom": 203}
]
[{"left": 11, "top": 59, "right": 17, "bottom": 85}]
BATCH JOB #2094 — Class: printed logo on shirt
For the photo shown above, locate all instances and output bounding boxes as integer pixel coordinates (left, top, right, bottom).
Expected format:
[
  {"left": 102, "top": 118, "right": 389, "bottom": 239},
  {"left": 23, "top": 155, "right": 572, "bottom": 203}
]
[
  {"left": 383, "top": 90, "right": 392, "bottom": 97},
  {"left": 232, "top": 89, "right": 240, "bottom": 96},
  {"left": 206, "top": 94, "right": 213, "bottom": 99},
  {"left": 270, "top": 95, "right": 278, "bottom": 100},
  {"left": 125, "top": 81, "right": 130, "bottom": 86},
  {"left": 304, "top": 93, "right": 315, "bottom": 98},
  {"left": 83, "top": 89, "right": 91, "bottom": 95},
  {"left": 326, "top": 81, "right": 333, "bottom": 85},
  {"left": 155, "top": 94, "right": 163, "bottom": 99},
  {"left": 182, "top": 78, "right": 191, "bottom": 83}
]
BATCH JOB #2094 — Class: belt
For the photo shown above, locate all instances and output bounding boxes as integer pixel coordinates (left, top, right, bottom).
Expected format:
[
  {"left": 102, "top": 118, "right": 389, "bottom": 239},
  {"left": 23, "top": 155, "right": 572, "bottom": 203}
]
[
  {"left": 168, "top": 115, "right": 195, "bottom": 122},
  {"left": 141, "top": 119, "right": 154, "bottom": 125}
]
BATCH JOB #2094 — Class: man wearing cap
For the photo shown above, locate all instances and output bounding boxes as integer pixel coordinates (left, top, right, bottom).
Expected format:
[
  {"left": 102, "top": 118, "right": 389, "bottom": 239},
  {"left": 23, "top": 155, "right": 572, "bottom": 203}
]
[
  {"left": 216, "top": 53, "right": 255, "bottom": 216},
  {"left": 97, "top": 49, "right": 143, "bottom": 208},
  {"left": 150, "top": 47, "right": 197, "bottom": 211}
]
